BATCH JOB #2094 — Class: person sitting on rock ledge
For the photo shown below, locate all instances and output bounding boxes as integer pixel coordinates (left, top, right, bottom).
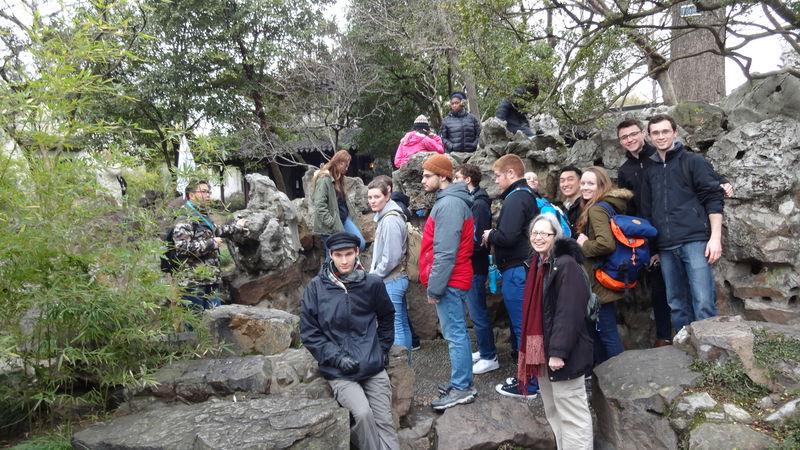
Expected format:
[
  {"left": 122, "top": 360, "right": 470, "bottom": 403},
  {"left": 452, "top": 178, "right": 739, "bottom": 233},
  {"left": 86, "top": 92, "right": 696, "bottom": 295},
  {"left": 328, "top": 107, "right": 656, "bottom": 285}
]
[{"left": 300, "top": 231, "right": 399, "bottom": 450}]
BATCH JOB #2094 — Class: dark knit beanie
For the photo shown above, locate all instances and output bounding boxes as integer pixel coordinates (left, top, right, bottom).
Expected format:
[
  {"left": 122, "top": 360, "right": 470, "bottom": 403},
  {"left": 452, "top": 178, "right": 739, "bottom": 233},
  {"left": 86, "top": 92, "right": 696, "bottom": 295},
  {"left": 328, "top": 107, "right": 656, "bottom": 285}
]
[
  {"left": 423, "top": 154, "right": 453, "bottom": 180},
  {"left": 450, "top": 92, "right": 467, "bottom": 101}
]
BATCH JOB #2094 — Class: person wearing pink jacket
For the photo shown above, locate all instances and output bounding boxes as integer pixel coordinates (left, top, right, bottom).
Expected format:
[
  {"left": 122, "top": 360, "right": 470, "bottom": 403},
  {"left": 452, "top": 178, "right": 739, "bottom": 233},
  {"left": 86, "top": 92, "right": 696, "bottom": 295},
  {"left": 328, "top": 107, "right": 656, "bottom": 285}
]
[{"left": 394, "top": 115, "right": 444, "bottom": 168}]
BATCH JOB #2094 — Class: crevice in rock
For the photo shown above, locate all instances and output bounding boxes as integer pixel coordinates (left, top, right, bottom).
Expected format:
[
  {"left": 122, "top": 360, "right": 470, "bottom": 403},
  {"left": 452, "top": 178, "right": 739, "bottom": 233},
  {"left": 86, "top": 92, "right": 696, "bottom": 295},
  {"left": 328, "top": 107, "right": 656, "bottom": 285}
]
[
  {"left": 748, "top": 259, "right": 765, "bottom": 275},
  {"left": 735, "top": 150, "right": 746, "bottom": 160}
]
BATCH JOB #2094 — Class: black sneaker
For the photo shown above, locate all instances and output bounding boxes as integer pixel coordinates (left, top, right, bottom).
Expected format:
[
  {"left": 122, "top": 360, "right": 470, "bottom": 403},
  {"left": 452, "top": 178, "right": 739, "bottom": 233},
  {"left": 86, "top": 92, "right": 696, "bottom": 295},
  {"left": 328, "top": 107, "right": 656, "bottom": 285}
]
[
  {"left": 431, "top": 387, "right": 476, "bottom": 411},
  {"left": 495, "top": 377, "right": 538, "bottom": 399}
]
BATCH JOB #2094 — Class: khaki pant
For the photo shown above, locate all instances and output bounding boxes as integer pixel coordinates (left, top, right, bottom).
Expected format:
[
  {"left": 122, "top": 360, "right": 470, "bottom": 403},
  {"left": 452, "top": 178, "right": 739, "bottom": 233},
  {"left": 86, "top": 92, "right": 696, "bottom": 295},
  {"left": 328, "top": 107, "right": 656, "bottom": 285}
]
[
  {"left": 329, "top": 370, "right": 399, "bottom": 450},
  {"left": 539, "top": 366, "right": 593, "bottom": 450}
]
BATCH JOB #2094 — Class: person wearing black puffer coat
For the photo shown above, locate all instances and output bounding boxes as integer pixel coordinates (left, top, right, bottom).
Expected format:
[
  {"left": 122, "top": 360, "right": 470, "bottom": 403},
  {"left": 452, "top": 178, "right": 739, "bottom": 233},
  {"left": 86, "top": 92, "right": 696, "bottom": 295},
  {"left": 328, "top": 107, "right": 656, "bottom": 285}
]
[{"left": 441, "top": 92, "right": 481, "bottom": 153}]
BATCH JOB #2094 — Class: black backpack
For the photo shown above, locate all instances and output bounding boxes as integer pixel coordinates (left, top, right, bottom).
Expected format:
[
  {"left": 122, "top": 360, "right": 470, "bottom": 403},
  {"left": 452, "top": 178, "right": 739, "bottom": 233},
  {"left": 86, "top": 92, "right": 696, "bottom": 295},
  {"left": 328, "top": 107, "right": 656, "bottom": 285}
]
[{"left": 160, "top": 226, "right": 179, "bottom": 273}]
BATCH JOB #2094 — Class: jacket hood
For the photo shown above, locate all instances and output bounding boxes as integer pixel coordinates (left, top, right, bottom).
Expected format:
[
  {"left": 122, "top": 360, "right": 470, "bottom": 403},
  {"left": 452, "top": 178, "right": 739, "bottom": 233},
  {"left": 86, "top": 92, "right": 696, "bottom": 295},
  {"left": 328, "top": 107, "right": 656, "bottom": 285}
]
[
  {"left": 374, "top": 199, "right": 404, "bottom": 221},
  {"left": 500, "top": 178, "right": 530, "bottom": 200},
  {"left": 551, "top": 238, "right": 585, "bottom": 264},
  {"left": 649, "top": 141, "right": 686, "bottom": 163},
  {"left": 471, "top": 187, "right": 490, "bottom": 203},
  {"left": 600, "top": 188, "right": 634, "bottom": 212},
  {"left": 401, "top": 131, "right": 429, "bottom": 146},
  {"left": 391, "top": 191, "right": 410, "bottom": 205},
  {"left": 437, "top": 182, "right": 473, "bottom": 207}
]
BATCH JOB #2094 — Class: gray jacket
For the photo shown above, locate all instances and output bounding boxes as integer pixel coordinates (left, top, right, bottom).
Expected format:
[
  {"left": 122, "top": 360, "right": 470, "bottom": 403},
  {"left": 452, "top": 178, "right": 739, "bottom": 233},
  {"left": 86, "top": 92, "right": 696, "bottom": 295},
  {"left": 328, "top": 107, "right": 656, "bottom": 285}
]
[{"left": 369, "top": 200, "right": 407, "bottom": 279}]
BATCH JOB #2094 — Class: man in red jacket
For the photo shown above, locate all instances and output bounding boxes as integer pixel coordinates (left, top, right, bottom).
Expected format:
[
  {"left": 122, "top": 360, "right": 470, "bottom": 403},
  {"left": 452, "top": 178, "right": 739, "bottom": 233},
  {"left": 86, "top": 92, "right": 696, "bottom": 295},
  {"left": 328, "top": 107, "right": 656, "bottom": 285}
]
[{"left": 419, "top": 154, "right": 477, "bottom": 411}]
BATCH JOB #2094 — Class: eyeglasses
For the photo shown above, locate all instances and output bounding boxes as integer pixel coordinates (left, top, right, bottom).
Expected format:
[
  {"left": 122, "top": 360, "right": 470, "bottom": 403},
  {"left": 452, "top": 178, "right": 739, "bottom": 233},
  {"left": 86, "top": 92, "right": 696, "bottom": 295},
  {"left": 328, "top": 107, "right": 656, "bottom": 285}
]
[
  {"left": 531, "top": 231, "right": 555, "bottom": 238},
  {"left": 618, "top": 131, "right": 641, "bottom": 142},
  {"left": 649, "top": 129, "right": 674, "bottom": 137}
]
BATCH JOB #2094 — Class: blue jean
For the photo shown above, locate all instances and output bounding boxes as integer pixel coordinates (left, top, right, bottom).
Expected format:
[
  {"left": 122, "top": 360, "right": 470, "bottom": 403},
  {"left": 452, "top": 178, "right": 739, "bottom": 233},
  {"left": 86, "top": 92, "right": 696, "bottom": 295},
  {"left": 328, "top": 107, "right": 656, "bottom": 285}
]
[
  {"left": 385, "top": 276, "right": 412, "bottom": 350},
  {"left": 501, "top": 265, "right": 539, "bottom": 393},
  {"left": 434, "top": 287, "right": 473, "bottom": 391},
  {"left": 343, "top": 217, "right": 366, "bottom": 251},
  {"left": 593, "top": 302, "right": 624, "bottom": 365},
  {"left": 182, "top": 284, "right": 221, "bottom": 312},
  {"left": 465, "top": 273, "right": 496, "bottom": 360},
  {"left": 659, "top": 241, "right": 717, "bottom": 332}
]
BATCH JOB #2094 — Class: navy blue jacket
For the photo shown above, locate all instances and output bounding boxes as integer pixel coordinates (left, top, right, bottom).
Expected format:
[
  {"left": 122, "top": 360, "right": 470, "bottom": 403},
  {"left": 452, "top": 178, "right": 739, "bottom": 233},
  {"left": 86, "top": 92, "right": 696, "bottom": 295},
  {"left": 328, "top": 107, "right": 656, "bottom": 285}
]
[
  {"left": 300, "top": 266, "right": 395, "bottom": 381},
  {"left": 640, "top": 142, "right": 724, "bottom": 249},
  {"left": 441, "top": 109, "right": 481, "bottom": 153},
  {"left": 489, "top": 178, "right": 540, "bottom": 270},
  {"left": 470, "top": 187, "right": 492, "bottom": 275}
]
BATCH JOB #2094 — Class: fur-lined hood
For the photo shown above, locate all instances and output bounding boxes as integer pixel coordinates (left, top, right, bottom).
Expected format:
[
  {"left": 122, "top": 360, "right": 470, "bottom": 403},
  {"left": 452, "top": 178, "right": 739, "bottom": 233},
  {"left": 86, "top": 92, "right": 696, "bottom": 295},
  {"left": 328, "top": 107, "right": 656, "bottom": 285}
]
[
  {"left": 551, "top": 238, "right": 585, "bottom": 265},
  {"left": 604, "top": 188, "right": 634, "bottom": 201}
]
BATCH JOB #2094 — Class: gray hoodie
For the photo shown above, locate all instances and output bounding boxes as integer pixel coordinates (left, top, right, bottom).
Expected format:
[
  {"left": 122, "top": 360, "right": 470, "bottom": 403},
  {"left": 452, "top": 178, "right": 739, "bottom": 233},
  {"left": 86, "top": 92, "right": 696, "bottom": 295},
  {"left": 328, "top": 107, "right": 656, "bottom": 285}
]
[{"left": 369, "top": 199, "right": 407, "bottom": 279}]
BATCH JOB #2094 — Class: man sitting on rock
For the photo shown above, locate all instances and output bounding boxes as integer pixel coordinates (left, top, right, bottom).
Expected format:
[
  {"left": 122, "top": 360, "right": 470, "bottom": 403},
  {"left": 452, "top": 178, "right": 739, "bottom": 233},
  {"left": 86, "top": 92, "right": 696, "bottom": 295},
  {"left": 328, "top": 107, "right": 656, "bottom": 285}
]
[{"left": 300, "top": 232, "right": 400, "bottom": 450}]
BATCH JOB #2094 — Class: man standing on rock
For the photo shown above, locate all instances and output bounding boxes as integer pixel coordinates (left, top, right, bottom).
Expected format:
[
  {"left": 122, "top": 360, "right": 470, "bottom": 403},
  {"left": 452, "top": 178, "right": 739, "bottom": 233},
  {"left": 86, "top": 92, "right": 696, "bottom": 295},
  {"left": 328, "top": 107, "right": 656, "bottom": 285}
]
[
  {"left": 453, "top": 163, "right": 499, "bottom": 375},
  {"left": 171, "top": 180, "right": 246, "bottom": 311},
  {"left": 556, "top": 165, "right": 582, "bottom": 236},
  {"left": 641, "top": 114, "right": 725, "bottom": 334},
  {"left": 419, "top": 154, "right": 478, "bottom": 410},
  {"left": 300, "top": 232, "right": 399, "bottom": 450},
  {"left": 481, "top": 154, "right": 541, "bottom": 398},
  {"left": 441, "top": 92, "right": 482, "bottom": 153}
]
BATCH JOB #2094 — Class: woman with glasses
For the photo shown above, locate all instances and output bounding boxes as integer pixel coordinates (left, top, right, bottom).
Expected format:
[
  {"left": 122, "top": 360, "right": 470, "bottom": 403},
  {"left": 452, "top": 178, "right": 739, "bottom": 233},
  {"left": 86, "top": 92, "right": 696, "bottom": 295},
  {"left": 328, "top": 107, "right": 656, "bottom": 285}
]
[
  {"left": 519, "top": 214, "right": 593, "bottom": 449},
  {"left": 575, "top": 166, "right": 632, "bottom": 365},
  {"left": 312, "top": 150, "right": 366, "bottom": 255}
]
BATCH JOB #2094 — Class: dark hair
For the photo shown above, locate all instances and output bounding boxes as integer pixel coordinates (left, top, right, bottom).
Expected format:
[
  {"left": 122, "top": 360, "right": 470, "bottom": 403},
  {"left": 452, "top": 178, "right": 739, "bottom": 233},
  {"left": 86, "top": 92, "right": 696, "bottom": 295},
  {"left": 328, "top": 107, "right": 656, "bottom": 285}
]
[
  {"left": 372, "top": 175, "right": 393, "bottom": 190},
  {"left": 454, "top": 163, "right": 482, "bottom": 186},
  {"left": 185, "top": 180, "right": 210, "bottom": 199},
  {"left": 647, "top": 114, "right": 677, "bottom": 133},
  {"left": 559, "top": 165, "right": 582, "bottom": 178},
  {"left": 616, "top": 118, "right": 643, "bottom": 134},
  {"left": 367, "top": 177, "right": 392, "bottom": 196}
]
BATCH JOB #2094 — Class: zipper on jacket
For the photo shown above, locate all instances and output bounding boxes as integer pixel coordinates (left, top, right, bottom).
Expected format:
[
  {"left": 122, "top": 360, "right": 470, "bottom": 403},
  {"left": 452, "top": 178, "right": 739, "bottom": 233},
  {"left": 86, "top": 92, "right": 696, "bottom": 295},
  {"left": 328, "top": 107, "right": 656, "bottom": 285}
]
[{"left": 662, "top": 162, "right": 671, "bottom": 244}]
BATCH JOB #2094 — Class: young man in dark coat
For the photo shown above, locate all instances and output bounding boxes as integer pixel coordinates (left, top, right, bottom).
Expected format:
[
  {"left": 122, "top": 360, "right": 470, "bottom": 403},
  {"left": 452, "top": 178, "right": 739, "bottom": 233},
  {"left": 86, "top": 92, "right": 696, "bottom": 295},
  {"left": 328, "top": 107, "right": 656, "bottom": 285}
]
[
  {"left": 640, "top": 114, "right": 725, "bottom": 334},
  {"left": 454, "top": 163, "right": 499, "bottom": 375},
  {"left": 481, "top": 154, "right": 541, "bottom": 397},
  {"left": 495, "top": 86, "right": 534, "bottom": 137},
  {"left": 300, "top": 232, "right": 399, "bottom": 450},
  {"left": 440, "top": 92, "right": 481, "bottom": 153}
]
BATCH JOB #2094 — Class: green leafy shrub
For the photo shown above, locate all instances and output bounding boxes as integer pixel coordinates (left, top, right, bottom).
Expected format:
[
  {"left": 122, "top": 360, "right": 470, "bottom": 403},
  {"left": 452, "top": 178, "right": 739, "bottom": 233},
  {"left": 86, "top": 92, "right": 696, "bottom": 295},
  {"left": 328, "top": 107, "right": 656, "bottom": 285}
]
[{"left": 690, "top": 358, "right": 770, "bottom": 405}]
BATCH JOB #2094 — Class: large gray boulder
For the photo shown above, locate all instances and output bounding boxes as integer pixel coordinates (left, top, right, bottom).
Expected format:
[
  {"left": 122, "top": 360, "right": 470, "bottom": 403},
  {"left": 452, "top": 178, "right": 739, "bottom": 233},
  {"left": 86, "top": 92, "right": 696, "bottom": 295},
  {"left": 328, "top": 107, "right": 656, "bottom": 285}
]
[
  {"left": 205, "top": 305, "right": 301, "bottom": 356},
  {"left": 228, "top": 174, "right": 301, "bottom": 275},
  {"left": 688, "top": 422, "right": 775, "bottom": 450},
  {"left": 719, "top": 73, "right": 800, "bottom": 129},
  {"left": 72, "top": 396, "right": 349, "bottom": 450},
  {"left": 144, "top": 349, "right": 329, "bottom": 404},
  {"left": 433, "top": 398, "right": 555, "bottom": 449},
  {"left": 593, "top": 346, "right": 701, "bottom": 450}
]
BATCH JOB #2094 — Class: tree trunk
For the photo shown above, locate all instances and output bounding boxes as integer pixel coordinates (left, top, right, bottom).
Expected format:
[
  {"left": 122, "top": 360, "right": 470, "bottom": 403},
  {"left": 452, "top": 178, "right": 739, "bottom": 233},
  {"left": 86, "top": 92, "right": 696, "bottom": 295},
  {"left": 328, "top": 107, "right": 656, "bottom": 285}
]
[{"left": 670, "top": 3, "right": 726, "bottom": 102}]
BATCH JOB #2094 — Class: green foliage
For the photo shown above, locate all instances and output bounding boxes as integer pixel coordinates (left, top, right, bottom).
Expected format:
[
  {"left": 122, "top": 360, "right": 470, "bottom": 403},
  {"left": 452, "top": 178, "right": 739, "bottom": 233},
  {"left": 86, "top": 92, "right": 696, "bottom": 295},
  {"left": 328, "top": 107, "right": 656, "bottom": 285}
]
[
  {"left": 771, "top": 417, "right": 800, "bottom": 450},
  {"left": 690, "top": 359, "right": 770, "bottom": 405},
  {"left": 10, "top": 429, "right": 72, "bottom": 450},
  {"left": 754, "top": 329, "right": 800, "bottom": 376},
  {"left": 0, "top": 3, "right": 210, "bottom": 435}
]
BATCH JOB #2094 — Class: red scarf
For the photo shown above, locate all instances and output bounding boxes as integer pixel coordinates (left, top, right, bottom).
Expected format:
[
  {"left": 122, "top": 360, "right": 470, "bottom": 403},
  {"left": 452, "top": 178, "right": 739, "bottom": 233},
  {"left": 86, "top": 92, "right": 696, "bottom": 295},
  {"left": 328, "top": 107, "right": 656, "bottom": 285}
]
[{"left": 517, "top": 255, "right": 547, "bottom": 394}]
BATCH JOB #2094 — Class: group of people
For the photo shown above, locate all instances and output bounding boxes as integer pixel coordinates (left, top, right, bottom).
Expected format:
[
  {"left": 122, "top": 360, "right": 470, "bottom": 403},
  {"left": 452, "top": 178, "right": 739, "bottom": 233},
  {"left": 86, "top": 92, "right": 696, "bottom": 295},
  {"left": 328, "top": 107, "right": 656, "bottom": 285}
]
[{"left": 168, "top": 107, "right": 729, "bottom": 449}]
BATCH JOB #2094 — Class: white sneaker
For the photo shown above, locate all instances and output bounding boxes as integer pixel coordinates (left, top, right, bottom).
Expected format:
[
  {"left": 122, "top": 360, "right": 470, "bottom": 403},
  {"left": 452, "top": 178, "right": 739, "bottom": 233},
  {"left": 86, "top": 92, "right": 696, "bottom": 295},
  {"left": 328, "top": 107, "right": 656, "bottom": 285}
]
[
  {"left": 472, "top": 357, "right": 500, "bottom": 374},
  {"left": 471, "top": 351, "right": 481, "bottom": 363}
]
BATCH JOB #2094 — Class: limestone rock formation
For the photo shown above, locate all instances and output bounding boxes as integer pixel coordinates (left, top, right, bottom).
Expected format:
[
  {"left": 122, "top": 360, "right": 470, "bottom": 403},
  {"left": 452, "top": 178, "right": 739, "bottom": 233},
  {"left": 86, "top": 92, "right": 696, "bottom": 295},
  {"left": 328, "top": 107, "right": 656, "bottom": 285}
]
[
  {"left": 433, "top": 398, "right": 555, "bottom": 449},
  {"left": 205, "top": 305, "right": 301, "bottom": 356},
  {"left": 72, "top": 397, "right": 349, "bottom": 450},
  {"left": 387, "top": 345, "right": 415, "bottom": 428},
  {"left": 688, "top": 422, "right": 775, "bottom": 450},
  {"left": 592, "top": 346, "right": 701, "bottom": 449}
]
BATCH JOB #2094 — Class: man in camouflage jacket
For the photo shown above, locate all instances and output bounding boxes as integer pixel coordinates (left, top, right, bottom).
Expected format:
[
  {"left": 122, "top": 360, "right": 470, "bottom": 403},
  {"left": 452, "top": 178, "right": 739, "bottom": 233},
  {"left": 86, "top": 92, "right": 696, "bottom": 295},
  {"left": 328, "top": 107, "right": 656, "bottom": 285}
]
[{"left": 172, "top": 180, "right": 245, "bottom": 310}]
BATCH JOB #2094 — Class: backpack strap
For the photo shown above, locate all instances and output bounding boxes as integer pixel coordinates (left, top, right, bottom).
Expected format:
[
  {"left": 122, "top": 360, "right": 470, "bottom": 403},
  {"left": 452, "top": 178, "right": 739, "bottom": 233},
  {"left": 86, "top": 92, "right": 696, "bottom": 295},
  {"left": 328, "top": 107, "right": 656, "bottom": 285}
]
[
  {"left": 595, "top": 200, "right": 616, "bottom": 219},
  {"left": 382, "top": 210, "right": 407, "bottom": 222}
]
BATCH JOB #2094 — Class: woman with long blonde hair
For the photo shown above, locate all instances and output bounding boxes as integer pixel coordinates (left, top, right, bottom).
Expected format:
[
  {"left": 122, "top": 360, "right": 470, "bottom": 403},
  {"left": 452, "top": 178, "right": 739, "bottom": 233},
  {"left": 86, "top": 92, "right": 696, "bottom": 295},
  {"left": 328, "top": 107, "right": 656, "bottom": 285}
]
[
  {"left": 312, "top": 150, "right": 365, "bottom": 254},
  {"left": 575, "top": 166, "right": 632, "bottom": 365}
]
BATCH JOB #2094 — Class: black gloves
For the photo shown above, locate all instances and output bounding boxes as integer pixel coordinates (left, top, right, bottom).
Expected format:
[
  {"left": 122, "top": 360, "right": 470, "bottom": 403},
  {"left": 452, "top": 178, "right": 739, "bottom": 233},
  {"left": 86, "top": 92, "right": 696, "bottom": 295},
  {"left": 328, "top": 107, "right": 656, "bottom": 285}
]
[{"left": 338, "top": 354, "right": 360, "bottom": 375}]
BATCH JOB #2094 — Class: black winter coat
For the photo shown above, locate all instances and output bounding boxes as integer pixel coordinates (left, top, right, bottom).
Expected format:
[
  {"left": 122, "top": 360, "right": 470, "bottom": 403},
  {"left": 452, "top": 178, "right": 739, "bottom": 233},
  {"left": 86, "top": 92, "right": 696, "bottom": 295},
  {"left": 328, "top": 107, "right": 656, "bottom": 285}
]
[
  {"left": 640, "top": 142, "right": 724, "bottom": 250},
  {"left": 470, "top": 187, "right": 492, "bottom": 275},
  {"left": 441, "top": 109, "right": 481, "bottom": 153},
  {"left": 495, "top": 100, "right": 533, "bottom": 136},
  {"left": 533, "top": 238, "right": 593, "bottom": 382},
  {"left": 300, "top": 266, "right": 395, "bottom": 381},
  {"left": 490, "top": 179, "right": 540, "bottom": 270}
]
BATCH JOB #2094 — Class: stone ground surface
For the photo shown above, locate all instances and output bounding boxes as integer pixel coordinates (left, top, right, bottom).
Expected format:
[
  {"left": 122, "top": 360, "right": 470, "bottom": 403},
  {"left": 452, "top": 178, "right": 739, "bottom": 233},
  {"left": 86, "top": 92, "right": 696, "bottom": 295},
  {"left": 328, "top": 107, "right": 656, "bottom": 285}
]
[{"left": 410, "top": 335, "right": 544, "bottom": 412}]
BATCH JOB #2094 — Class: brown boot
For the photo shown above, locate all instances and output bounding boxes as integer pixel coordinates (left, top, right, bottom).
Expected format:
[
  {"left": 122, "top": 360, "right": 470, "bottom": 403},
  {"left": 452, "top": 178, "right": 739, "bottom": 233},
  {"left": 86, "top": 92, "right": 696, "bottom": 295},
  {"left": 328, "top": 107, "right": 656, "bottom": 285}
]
[{"left": 655, "top": 339, "right": 672, "bottom": 348}]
